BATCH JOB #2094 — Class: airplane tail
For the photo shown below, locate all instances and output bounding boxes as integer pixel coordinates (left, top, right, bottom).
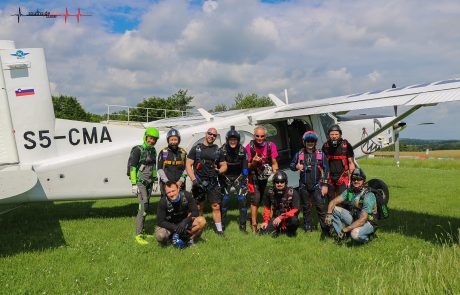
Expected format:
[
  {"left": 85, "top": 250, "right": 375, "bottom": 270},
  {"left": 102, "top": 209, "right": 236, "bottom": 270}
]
[{"left": 0, "top": 40, "right": 57, "bottom": 166}]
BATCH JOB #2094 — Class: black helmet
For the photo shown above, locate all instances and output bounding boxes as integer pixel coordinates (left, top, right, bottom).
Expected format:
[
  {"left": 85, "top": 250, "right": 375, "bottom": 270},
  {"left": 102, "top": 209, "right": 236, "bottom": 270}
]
[
  {"left": 351, "top": 167, "right": 366, "bottom": 181},
  {"left": 273, "top": 170, "right": 288, "bottom": 185},
  {"left": 327, "top": 124, "right": 342, "bottom": 135},
  {"left": 226, "top": 126, "right": 240, "bottom": 143},
  {"left": 167, "top": 128, "right": 181, "bottom": 144}
]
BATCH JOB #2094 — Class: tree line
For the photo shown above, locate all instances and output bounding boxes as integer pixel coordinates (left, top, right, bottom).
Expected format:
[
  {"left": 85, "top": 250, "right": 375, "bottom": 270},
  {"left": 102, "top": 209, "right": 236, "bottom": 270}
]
[
  {"left": 381, "top": 138, "right": 460, "bottom": 151},
  {"left": 52, "top": 90, "right": 274, "bottom": 122}
]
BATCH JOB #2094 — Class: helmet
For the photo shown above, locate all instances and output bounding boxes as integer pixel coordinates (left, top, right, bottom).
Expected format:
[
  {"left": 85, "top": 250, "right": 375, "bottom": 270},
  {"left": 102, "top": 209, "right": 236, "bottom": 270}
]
[
  {"left": 144, "top": 127, "right": 159, "bottom": 146},
  {"left": 167, "top": 128, "right": 181, "bottom": 144},
  {"left": 302, "top": 131, "right": 318, "bottom": 142},
  {"left": 226, "top": 125, "right": 240, "bottom": 143},
  {"left": 327, "top": 124, "right": 342, "bottom": 135},
  {"left": 351, "top": 167, "right": 366, "bottom": 181},
  {"left": 272, "top": 170, "right": 288, "bottom": 185}
]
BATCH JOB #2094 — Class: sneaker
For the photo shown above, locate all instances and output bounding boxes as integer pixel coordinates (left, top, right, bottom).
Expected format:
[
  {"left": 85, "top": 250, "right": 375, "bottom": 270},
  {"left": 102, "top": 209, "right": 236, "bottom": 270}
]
[
  {"left": 135, "top": 234, "right": 149, "bottom": 245},
  {"left": 335, "top": 231, "right": 348, "bottom": 244},
  {"left": 303, "top": 225, "right": 313, "bottom": 233},
  {"left": 216, "top": 230, "right": 225, "bottom": 237},
  {"left": 239, "top": 225, "right": 247, "bottom": 234},
  {"left": 187, "top": 238, "right": 195, "bottom": 247}
]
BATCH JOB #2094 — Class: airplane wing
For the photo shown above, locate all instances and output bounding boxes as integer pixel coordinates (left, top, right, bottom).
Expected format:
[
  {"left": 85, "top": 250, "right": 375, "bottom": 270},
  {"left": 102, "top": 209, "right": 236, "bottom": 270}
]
[{"left": 253, "top": 78, "right": 460, "bottom": 123}]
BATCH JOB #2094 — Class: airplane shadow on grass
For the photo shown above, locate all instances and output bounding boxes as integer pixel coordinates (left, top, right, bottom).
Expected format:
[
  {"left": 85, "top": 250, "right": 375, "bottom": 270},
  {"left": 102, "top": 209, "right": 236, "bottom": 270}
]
[{"left": 0, "top": 199, "right": 160, "bottom": 258}]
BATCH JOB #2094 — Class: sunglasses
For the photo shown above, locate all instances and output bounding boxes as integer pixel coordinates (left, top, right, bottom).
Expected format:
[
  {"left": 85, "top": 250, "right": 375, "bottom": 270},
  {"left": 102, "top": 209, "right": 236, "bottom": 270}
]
[
  {"left": 305, "top": 139, "right": 316, "bottom": 143},
  {"left": 207, "top": 132, "right": 217, "bottom": 137},
  {"left": 274, "top": 180, "right": 286, "bottom": 184},
  {"left": 255, "top": 135, "right": 265, "bottom": 138},
  {"left": 352, "top": 178, "right": 364, "bottom": 182}
]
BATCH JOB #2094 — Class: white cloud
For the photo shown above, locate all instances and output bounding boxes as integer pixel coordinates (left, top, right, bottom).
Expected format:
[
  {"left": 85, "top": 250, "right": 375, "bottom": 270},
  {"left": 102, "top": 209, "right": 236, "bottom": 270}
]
[{"left": 1, "top": 0, "right": 460, "bottom": 138}]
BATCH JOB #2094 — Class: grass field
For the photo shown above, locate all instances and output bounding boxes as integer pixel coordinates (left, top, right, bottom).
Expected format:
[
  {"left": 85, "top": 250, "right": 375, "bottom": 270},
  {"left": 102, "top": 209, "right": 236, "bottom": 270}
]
[{"left": 1, "top": 158, "right": 459, "bottom": 294}]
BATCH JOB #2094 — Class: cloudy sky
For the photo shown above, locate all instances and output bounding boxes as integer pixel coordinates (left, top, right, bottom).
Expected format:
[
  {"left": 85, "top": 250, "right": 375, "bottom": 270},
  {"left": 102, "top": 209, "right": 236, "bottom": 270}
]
[{"left": 1, "top": 0, "right": 460, "bottom": 139}]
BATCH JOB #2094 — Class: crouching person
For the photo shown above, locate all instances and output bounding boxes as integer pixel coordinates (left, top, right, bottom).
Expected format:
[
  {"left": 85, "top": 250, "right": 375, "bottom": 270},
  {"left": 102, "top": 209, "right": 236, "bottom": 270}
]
[
  {"left": 156, "top": 181, "right": 206, "bottom": 248},
  {"left": 325, "top": 168, "right": 376, "bottom": 244},
  {"left": 258, "top": 171, "right": 300, "bottom": 237}
]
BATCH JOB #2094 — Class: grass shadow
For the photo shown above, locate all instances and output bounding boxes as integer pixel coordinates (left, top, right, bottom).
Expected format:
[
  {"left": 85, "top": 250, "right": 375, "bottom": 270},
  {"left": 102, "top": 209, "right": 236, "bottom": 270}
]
[
  {"left": 378, "top": 208, "right": 459, "bottom": 245},
  {"left": 0, "top": 199, "right": 161, "bottom": 257}
]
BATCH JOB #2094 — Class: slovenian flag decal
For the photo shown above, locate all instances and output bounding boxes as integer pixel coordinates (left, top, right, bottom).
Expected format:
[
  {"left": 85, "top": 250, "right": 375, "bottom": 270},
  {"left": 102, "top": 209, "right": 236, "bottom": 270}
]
[{"left": 15, "top": 88, "right": 35, "bottom": 96}]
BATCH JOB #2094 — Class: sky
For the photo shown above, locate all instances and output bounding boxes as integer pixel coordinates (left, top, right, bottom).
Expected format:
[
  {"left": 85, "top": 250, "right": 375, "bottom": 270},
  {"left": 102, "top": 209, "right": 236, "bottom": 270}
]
[{"left": 1, "top": 0, "right": 460, "bottom": 139}]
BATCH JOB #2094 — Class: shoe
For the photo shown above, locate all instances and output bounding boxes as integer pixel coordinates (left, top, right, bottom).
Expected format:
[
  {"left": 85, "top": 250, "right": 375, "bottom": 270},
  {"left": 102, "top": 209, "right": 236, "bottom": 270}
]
[
  {"left": 335, "top": 231, "right": 348, "bottom": 244},
  {"left": 135, "top": 234, "right": 149, "bottom": 245},
  {"left": 216, "top": 231, "right": 225, "bottom": 238},
  {"left": 303, "top": 226, "right": 313, "bottom": 233},
  {"left": 239, "top": 225, "right": 248, "bottom": 234},
  {"left": 187, "top": 238, "right": 195, "bottom": 247}
]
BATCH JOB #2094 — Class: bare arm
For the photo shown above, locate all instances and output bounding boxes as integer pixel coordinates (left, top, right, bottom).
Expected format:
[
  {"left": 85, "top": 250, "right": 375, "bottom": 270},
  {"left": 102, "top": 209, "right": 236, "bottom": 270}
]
[
  {"left": 271, "top": 158, "right": 279, "bottom": 173},
  {"left": 327, "top": 196, "right": 343, "bottom": 214},
  {"left": 218, "top": 161, "right": 227, "bottom": 174},
  {"left": 348, "top": 157, "right": 356, "bottom": 173},
  {"left": 342, "top": 211, "right": 367, "bottom": 233},
  {"left": 186, "top": 158, "right": 196, "bottom": 182}
]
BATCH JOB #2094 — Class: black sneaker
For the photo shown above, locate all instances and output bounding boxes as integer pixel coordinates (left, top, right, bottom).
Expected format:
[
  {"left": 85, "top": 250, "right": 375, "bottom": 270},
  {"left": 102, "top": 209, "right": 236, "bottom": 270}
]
[
  {"left": 335, "top": 231, "right": 348, "bottom": 244},
  {"left": 239, "top": 225, "right": 248, "bottom": 234},
  {"left": 303, "top": 225, "right": 313, "bottom": 233},
  {"left": 216, "top": 230, "right": 225, "bottom": 237}
]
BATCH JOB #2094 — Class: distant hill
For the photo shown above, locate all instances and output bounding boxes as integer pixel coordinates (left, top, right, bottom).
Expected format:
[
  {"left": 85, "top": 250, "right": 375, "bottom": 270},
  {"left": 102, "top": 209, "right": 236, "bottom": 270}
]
[{"left": 381, "top": 138, "right": 460, "bottom": 151}]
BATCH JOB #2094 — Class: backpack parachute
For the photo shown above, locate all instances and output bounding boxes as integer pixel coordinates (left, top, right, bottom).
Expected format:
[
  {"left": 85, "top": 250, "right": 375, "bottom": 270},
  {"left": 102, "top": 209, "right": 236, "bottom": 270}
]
[{"left": 367, "top": 179, "right": 390, "bottom": 220}]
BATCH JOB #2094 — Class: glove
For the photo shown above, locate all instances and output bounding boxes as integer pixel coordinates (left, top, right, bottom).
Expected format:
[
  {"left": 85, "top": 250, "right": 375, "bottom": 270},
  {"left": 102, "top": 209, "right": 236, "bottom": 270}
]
[
  {"left": 131, "top": 185, "right": 138, "bottom": 195},
  {"left": 325, "top": 213, "right": 333, "bottom": 226},
  {"left": 171, "top": 233, "right": 186, "bottom": 248},
  {"left": 176, "top": 218, "right": 191, "bottom": 235}
]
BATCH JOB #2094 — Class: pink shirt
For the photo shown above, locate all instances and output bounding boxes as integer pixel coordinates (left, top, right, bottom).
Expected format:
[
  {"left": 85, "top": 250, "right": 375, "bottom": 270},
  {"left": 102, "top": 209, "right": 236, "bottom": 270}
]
[{"left": 246, "top": 141, "right": 278, "bottom": 166}]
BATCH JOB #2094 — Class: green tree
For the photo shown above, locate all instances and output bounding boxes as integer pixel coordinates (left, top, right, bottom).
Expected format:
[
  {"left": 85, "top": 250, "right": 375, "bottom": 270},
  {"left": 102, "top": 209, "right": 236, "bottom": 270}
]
[
  {"left": 232, "top": 93, "right": 274, "bottom": 110},
  {"left": 209, "top": 103, "right": 228, "bottom": 113},
  {"left": 52, "top": 95, "right": 90, "bottom": 122},
  {"left": 131, "top": 89, "right": 194, "bottom": 122}
]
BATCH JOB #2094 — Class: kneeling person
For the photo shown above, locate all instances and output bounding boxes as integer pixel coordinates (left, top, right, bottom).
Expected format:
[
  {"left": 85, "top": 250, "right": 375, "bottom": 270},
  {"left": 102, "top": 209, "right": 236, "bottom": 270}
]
[
  {"left": 259, "top": 171, "right": 300, "bottom": 236},
  {"left": 156, "top": 181, "right": 206, "bottom": 247},
  {"left": 325, "top": 168, "right": 376, "bottom": 244}
]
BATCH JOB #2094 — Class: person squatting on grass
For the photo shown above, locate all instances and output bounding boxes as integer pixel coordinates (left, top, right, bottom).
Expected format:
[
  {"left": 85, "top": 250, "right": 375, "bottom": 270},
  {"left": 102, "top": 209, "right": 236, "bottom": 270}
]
[
  {"left": 186, "top": 128, "right": 228, "bottom": 236},
  {"left": 157, "top": 128, "right": 187, "bottom": 196},
  {"left": 219, "top": 126, "right": 249, "bottom": 233},
  {"left": 155, "top": 181, "right": 206, "bottom": 248},
  {"left": 290, "top": 131, "right": 329, "bottom": 234},
  {"left": 246, "top": 126, "right": 279, "bottom": 232},
  {"left": 127, "top": 127, "right": 159, "bottom": 245},
  {"left": 325, "top": 168, "right": 377, "bottom": 244},
  {"left": 258, "top": 171, "right": 300, "bottom": 237}
]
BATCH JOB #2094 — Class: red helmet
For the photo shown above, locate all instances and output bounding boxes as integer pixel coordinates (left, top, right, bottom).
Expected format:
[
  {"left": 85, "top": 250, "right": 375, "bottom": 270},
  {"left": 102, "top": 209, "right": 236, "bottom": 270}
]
[{"left": 302, "top": 131, "right": 318, "bottom": 142}]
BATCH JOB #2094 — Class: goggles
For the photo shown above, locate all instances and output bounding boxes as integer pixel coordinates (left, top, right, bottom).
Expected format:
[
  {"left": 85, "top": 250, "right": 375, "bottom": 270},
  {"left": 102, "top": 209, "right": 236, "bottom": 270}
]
[{"left": 207, "top": 132, "right": 217, "bottom": 137}]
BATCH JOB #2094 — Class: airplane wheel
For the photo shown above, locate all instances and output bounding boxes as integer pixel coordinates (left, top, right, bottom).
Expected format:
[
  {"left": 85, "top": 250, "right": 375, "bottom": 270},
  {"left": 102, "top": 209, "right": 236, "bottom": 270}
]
[{"left": 368, "top": 179, "right": 390, "bottom": 205}]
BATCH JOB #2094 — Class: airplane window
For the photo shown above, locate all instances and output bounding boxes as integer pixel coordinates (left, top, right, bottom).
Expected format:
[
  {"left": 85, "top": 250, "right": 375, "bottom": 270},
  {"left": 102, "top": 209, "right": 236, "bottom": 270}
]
[
  {"left": 263, "top": 124, "right": 278, "bottom": 137},
  {"left": 320, "top": 114, "right": 335, "bottom": 135},
  {"left": 10, "top": 68, "right": 29, "bottom": 79},
  {"left": 435, "top": 79, "right": 460, "bottom": 85}
]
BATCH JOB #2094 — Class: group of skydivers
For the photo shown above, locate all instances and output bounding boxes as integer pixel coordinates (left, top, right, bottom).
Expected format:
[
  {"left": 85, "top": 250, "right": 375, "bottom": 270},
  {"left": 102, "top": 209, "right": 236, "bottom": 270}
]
[{"left": 127, "top": 124, "right": 381, "bottom": 248}]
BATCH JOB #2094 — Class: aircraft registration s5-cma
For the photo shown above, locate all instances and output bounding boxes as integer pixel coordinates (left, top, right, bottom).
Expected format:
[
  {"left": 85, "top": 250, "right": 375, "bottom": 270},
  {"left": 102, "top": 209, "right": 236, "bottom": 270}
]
[{"left": 1, "top": 40, "right": 460, "bottom": 204}]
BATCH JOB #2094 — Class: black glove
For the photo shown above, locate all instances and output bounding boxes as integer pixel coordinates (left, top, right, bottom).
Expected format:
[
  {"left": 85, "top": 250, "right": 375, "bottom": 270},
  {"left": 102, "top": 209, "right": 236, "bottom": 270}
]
[{"left": 176, "top": 217, "right": 191, "bottom": 235}]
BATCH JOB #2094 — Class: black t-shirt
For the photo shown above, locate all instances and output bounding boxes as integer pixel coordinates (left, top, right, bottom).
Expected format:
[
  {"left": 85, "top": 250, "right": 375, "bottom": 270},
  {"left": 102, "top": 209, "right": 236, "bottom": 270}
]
[
  {"left": 157, "top": 147, "right": 187, "bottom": 182},
  {"left": 187, "top": 143, "right": 225, "bottom": 179},
  {"left": 156, "top": 191, "right": 198, "bottom": 232},
  {"left": 301, "top": 151, "right": 320, "bottom": 190},
  {"left": 322, "top": 140, "right": 354, "bottom": 179},
  {"left": 221, "top": 144, "right": 248, "bottom": 177}
]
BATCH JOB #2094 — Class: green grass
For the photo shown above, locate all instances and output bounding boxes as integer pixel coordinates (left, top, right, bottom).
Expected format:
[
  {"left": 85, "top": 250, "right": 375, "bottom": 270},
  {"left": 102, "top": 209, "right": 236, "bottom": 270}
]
[{"left": 1, "top": 158, "right": 459, "bottom": 294}]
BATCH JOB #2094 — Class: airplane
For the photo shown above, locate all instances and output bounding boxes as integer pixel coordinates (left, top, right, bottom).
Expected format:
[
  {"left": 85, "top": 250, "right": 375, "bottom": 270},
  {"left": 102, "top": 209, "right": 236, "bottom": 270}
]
[
  {"left": 1, "top": 40, "right": 460, "bottom": 206},
  {"left": 10, "top": 7, "right": 91, "bottom": 23}
]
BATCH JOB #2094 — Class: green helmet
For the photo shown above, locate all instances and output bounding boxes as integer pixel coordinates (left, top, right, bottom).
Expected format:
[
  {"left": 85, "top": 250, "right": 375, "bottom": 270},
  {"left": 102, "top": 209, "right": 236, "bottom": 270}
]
[{"left": 144, "top": 127, "right": 159, "bottom": 146}]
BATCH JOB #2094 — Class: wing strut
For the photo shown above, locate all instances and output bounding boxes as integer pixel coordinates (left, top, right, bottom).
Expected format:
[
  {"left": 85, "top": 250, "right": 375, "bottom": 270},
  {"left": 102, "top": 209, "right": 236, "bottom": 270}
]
[{"left": 352, "top": 105, "right": 423, "bottom": 149}]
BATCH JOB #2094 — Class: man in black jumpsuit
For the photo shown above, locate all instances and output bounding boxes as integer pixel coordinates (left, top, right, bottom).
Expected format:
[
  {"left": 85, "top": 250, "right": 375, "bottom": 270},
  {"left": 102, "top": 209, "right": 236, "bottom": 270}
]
[
  {"left": 157, "top": 128, "right": 187, "bottom": 195},
  {"left": 219, "top": 126, "right": 249, "bottom": 233},
  {"left": 322, "top": 124, "right": 355, "bottom": 201},
  {"left": 259, "top": 171, "right": 300, "bottom": 237},
  {"left": 155, "top": 181, "right": 206, "bottom": 247},
  {"left": 186, "top": 128, "right": 227, "bottom": 235}
]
